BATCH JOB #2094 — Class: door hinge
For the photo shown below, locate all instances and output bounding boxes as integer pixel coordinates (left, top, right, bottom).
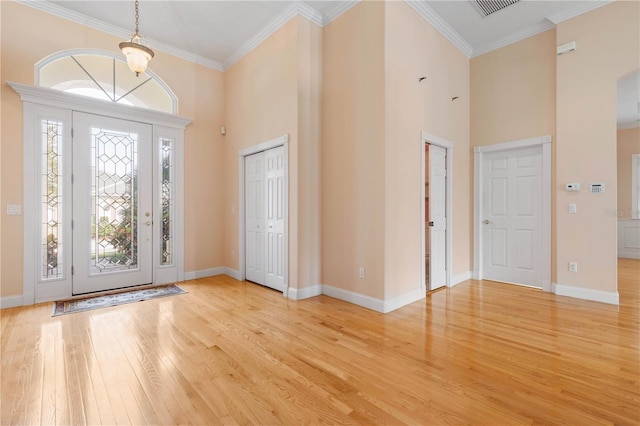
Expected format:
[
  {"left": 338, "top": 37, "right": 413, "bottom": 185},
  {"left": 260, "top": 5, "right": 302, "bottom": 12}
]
[
  {"left": 71, "top": 266, "right": 74, "bottom": 275},
  {"left": 71, "top": 128, "right": 74, "bottom": 138},
  {"left": 71, "top": 174, "right": 74, "bottom": 184},
  {"left": 71, "top": 220, "right": 74, "bottom": 230}
]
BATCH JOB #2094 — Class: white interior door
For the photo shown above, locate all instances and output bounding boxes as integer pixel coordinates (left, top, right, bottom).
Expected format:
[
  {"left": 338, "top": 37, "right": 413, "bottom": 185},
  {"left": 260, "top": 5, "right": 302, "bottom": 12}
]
[
  {"left": 265, "top": 146, "right": 286, "bottom": 291},
  {"left": 245, "top": 151, "right": 265, "bottom": 284},
  {"left": 429, "top": 145, "right": 447, "bottom": 290},
  {"left": 481, "top": 146, "right": 542, "bottom": 287},
  {"left": 72, "top": 112, "right": 153, "bottom": 294}
]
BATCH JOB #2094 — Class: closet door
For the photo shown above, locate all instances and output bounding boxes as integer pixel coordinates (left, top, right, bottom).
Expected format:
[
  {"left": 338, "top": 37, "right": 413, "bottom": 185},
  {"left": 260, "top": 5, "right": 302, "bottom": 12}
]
[
  {"left": 265, "top": 146, "right": 285, "bottom": 291},
  {"left": 245, "top": 152, "right": 265, "bottom": 284}
]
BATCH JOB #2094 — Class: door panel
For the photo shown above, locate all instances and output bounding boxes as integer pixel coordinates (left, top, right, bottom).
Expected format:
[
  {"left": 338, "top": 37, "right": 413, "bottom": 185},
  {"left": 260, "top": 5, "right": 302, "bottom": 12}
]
[
  {"left": 72, "top": 112, "right": 152, "bottom": 294},
  {"left": 429, "top": 145, "right": 447, "bottom": 290},
  {"left": 265, "top": 146, "right": 285, "bottom": 291},
  {"left": 482, "top": 146, "right": 542, "bottom": 287},
  {"left": 245, "top": 152, "right": 265, "bottom": 284}
]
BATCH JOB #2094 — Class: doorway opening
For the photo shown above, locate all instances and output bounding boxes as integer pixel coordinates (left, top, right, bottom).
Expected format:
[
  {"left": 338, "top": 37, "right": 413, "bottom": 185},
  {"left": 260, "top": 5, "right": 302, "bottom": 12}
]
[{"left": 421, "top": 132, "right": 453, "bottom": 292}]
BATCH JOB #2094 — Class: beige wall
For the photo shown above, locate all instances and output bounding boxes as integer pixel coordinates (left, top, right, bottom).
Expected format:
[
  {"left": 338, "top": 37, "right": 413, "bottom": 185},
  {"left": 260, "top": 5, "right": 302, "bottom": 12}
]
[
  {"left": 384, "top": 1, "right": 470, "bottom": 299},
  {"left": 322, "top": 1, "right": 386, "bottom": 299},
  {"left": 223, "top": 16, "right": 322, "bottom": 291},
  {"left": 617, "top": 127, "right": 640, "bottom": 218},
  {"left": 0, "top": 2, "right": 225, "bottom": 297},
  {"left": 556, "top": 1, "right": 639, "bottom": 292},
  {"left": 471, "top": 30, "right": 556, "bottom": 148}
]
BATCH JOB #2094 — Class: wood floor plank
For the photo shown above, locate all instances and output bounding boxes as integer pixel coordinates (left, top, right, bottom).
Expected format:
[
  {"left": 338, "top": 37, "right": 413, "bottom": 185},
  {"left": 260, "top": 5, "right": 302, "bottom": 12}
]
[{"left": 1, "top": 259, "right": 638, "bottom": 424}]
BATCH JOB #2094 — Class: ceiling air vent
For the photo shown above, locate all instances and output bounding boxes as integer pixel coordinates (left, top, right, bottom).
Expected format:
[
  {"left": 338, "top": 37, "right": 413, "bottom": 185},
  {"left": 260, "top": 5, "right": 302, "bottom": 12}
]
[{"left": 471, "top": 0, "right": 520, "bottom": 17}]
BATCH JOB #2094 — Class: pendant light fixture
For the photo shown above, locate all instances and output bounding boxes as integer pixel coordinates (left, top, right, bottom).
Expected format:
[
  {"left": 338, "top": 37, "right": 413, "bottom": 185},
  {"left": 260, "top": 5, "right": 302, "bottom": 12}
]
[{"left": 119, "top": 0, "right": 154, "bottom": 77}]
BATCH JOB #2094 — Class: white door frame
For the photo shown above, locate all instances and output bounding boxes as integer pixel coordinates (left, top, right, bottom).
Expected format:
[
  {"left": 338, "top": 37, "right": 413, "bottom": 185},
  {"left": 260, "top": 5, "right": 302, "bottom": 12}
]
[
  {"left": 238, "top": 135, "right": 289, "bottom": 296},
  {"left": 9, "top": 82, "right": 191, "bottom": 304},
  {"left": 473, "top": 135, "right": 552, "bottom": 292},
  {"left": 421, "top": 131, "right": 453, "bottom": 292}
]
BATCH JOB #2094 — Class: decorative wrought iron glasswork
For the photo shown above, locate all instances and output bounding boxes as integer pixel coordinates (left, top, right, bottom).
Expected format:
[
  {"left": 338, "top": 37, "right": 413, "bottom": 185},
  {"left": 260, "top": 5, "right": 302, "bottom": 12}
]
[
  {"left": 160, "top": 137, "right": 174, "bottom": 265},
  {"left": 41, "top": 120, "right": 64, "bottom": 280},
  {"left": 91, "top": 127, "right": 139, "bottom": 273}
]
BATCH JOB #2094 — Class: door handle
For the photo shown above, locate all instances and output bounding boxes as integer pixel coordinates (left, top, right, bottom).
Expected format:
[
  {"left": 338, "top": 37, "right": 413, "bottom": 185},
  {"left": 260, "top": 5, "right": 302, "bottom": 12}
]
[
  {"left": 482, "top": 220, "right": 492, "bottom": 225},
  {"left": 428, "top": 221, "right": 434, "bottom": 227},
  {"left": 145, "top": 221, "right": 152, "bottom": 226}
]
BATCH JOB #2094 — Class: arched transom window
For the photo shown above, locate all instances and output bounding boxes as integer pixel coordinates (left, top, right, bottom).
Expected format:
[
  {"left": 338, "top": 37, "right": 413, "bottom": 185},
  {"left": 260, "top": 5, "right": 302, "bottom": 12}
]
[{"left": 37, "top": 49, "right": 177, "bottom": 114}]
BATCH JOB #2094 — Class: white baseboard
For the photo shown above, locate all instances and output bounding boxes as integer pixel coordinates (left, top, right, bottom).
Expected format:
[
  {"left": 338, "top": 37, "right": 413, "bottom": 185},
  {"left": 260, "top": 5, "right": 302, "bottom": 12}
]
[
  {"left": 0, "top": 295, "right": 24, "bottom": 309},
  {"left": 451, "top": 271, "right": 472, "bottom": 287},
  {"left": 288, "top": 285, "right": 322, "bottom": 300},
  {"left": 224, "top": 268, "right": 242, "bottom": 281},
  {"left": 183, "top": 267, "right": 226, "bottom": 281},
  {"left": 183, "top": 267, "right": 241, "bottom": 281},
  {"left": 618, "top": 250, "right": 640, "bottom": 259},
  {"left": 321, "top": 284, "right": 385, "bottom": 313},
  {"left": 552, "top": 283, "right": 619, "bottom": 305},
  {"left": 383, "top": 288, "right": 425, "bottom": 313}
]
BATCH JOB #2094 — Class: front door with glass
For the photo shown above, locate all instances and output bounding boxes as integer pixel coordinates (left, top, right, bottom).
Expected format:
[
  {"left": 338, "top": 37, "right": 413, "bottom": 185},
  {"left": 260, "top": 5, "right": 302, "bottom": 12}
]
[{"left": 72, "top": 112, "right": 153, "bottom": 294}]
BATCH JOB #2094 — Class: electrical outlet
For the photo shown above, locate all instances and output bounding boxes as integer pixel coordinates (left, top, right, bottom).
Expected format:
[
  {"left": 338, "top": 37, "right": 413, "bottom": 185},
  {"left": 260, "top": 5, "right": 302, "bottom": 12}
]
[
  {"left": 359, "top": 268, "right": 365, "bottom": 279},
  {"left": 569, "top": 262, "right": 578, "bottom": 273},
  {"left": 568, "top": 203, "right": 577, "bottom": 214}
]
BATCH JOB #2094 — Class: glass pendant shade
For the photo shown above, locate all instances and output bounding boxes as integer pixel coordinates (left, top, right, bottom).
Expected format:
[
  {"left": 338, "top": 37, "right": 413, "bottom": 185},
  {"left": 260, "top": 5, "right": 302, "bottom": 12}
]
[{"left": 119, "top": 36, "right": 154, "bottom": 77}]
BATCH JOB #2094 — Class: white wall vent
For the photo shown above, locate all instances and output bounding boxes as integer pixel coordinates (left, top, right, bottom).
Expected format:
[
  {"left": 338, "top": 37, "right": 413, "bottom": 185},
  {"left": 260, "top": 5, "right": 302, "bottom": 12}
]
[{"left": 471, "top": 0, "right": 520, "bottom": 17}]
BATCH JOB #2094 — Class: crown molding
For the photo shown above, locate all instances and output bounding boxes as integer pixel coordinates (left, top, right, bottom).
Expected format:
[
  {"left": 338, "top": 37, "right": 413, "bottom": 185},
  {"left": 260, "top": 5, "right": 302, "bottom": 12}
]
[
  {"left": 546, "top": 0, "right": 613, "bottom": 24},
  {"left": 14, "top": 0, "right": 224, "bottom": 71},
  {"left": 471, "top": 20, "right": 555, "bottom": 57},
  {"left": 222, "top": 3, "right": 299, "bottom": 70},
  {"left": 222, "top": 1, "right": 328, "bottom": 71},
  {"left": 404, "top": 1, "right": 473, "bottom": 58},
  {"left": 296, "top": 1, "right": 324, "bottom": 27},
  {"left": 323, "top": 0, "right": 361, "bottom": 26}
]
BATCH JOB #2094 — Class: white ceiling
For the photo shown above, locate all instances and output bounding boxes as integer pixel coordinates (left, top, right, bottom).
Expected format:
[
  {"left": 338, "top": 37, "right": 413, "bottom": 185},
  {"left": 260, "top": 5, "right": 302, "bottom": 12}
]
[{"left": 21, "top": 0, "right": 637, "bottom": 126}]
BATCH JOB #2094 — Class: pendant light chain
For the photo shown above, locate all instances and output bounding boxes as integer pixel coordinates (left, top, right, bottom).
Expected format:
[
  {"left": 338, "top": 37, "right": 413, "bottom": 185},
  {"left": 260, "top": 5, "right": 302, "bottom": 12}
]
[{"left": 135, "top": 0, "right": 140, "bottom": 35}]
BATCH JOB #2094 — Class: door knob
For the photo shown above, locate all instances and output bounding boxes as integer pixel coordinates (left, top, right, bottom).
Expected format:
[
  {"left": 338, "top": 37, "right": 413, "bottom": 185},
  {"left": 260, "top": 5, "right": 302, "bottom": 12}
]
[
  {"left": 482, "top": 220, "right": 492, "bottom": 224},
  {"left": 145, "top": 221, "right": 151, "bottom": 226}
]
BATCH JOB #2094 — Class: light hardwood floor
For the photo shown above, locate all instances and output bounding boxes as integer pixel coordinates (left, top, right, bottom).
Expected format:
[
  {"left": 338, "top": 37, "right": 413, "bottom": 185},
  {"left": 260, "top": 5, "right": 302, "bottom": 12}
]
[{"left": 1, "top": 259, "right": 638, "bottom": 425}]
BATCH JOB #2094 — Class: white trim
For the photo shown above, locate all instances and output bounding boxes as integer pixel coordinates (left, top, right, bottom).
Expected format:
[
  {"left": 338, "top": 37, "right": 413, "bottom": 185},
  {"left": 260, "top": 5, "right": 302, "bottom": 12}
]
[
  {"left": 223, "top": 3, "right": 325, "bottom": 70},
  {"left": 323, "top": 0, "right": 361, "bottom": 25},
  {"left": 632, "top": 154, "right": 640, "bottom": 219},
  {"left": 473, "top": 135, "right": 552, "bottom": 292},
  {"left": 34, "top": 48, "right": 179, "bottom": 114},
  {"left": 404, "top": 1, "right": 473, "bottom": 58},
  {"left": 224, "top": 268, "right": 242, "bottom": 281},
  {"left": 238, "top": 135, "right": 289, "bottom": 296},
  {"left": 14, "top": 0, "right": 224, "bottom": 71},
  {"left": 8, "top": 82, "right": 192, "bottom": 129},
  {"left": 383, "top": 288, "right": 425, "bottom": 313},
  {"left": 321, "top": 284, "right": 385, "bottom": 313},
  {"left": 421, "top": 131, "right": 454, "bottom": 292},
  {"left": 471, "top": 22, "right": 555, "bottom": 58},
  {"left": 288, "top": 285, "right": 322, "bottom": 300},
  {"left": 618, "top": 122, "right": 640, "bottom": 131},
  {"left": 0, "top": 296, "right": 24, "bottom": 310},
  {"left": 546, "top": 1, "right": 613, "bottom": 24},
  {"left": 617, "top": 219, "right": 640, "bottom": 259},
  {"left": 451, "top": 271, "right": 472, "bottom": 287},
  {"left": 184, "top": 267, "right": 227, "bottom": 281},
  {"left": 11, "top": 82, "right": 190, "bottom": 305},
  {"left": 552, "top": 283, "right": 619, "bottom": 305}
]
